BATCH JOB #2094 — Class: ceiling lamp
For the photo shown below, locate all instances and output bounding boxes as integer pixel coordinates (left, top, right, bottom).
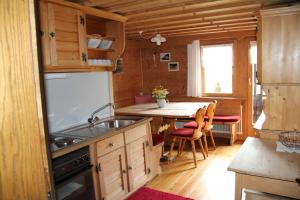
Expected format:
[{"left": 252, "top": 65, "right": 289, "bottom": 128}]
[
  {"left": 139, "top": 31, "right": 166, "bottom": 45},
  {"left": 150, "top": 33, "right": 166, "bottom": 45}
]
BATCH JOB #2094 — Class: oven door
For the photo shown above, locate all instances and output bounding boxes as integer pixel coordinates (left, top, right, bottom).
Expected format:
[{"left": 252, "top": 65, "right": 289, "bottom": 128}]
[{"left": 55, "top": 165, "right": 96, "bottom": 200}]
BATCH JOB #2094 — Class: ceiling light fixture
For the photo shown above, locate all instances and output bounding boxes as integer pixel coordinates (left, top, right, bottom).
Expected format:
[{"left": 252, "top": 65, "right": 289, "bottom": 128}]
[{"left": 138, "top": 31, "right": 166, "bottom": 45}]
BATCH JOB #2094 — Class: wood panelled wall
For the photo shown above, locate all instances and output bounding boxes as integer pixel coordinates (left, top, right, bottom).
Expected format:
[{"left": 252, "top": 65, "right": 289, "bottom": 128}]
[
  {"left": 113, "top": 40, "right": 143, "bottom": 108},
  {"left": 113, "top": 31, "right": 256, "bottom": 138}
]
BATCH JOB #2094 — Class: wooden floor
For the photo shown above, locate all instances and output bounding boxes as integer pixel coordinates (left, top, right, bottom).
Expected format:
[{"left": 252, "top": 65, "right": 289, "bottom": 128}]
[{"left": 147, "top": 138, "right": 242, "bottom": 200}]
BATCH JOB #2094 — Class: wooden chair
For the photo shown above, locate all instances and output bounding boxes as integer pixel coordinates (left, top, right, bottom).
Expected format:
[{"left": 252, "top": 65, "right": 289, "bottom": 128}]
[
  {"left": 184, "top": 100, "right": 217, "bottom": 157},
  {"left": 169, "top": 106, "right": 207, "bottom": 168},
  {"left": 134, "top": 94, "right": 152, "bottom": 104}
]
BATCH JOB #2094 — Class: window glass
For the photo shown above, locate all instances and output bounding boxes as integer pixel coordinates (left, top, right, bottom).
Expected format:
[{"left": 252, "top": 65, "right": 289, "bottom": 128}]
[{"left": 202, "top": 44, "right": 233, "bottom": 94}]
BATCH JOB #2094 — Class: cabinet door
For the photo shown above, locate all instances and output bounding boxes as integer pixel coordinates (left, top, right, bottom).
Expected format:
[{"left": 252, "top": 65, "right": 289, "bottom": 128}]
[
  {"left": 97, "top": 148, "right": 128, "bottom": 200},
  {"left": 126, "top": 136, "right": 150, "bottom": 192},
  {"left": 40, "top": 2, "right": 87, "bottom": 67},
  {"left": 261, "top": 9, "right": 300, "bottom": 84},
  {"left": 262, "top": 85, "right": 300, "bottom": 131}
]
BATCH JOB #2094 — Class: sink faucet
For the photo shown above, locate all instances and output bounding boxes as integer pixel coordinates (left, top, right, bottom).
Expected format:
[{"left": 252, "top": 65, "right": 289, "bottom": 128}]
[{"left": 88, "top": 103, "right": 115, "bottom": 124}]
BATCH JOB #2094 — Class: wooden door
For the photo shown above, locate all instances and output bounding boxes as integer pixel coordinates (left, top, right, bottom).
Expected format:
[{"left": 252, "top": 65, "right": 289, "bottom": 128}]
[
  {"left": 126, "top": 136, "right": 150, "bottom": 192},
  {"left": 39, "top": 2, "right": 87, "bottom": 67},
  {"left": 97, "top": 148, "right": 128, "bottom": 200}
]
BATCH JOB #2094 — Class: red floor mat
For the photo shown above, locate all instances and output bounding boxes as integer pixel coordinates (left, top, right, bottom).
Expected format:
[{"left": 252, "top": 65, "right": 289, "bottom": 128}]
[{"left": 127, "top": 187, "right": 194, "bottom": 200}]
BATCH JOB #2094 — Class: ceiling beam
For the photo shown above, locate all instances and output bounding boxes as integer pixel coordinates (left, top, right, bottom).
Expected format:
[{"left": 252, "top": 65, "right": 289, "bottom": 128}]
[
  {"left": 107, "top": 0, "right": 197, "bottom": 13},
  {"left": 126, "top": 17, "right": 257, "bottom": 35},
  {"left": 127, "top": 24, "right": 257, "bottom": 38},
  {"left": 126, "top": 20, "right": 258, "bottom": 36},
  {"left": 126, "top": 3, "right": 260, "bottom": 26},
  {"left": 126, "top": 0, "right": 266, "bottom": 20},
  {"left": 82, "top": 0, "right": 137, "bottom": 7},
  {"left": 125, "top": 13, "right": 257, "bottom": 32}
]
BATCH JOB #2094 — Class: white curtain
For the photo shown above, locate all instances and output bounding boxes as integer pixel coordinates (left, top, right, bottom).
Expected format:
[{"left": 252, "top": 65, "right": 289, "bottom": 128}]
[{"left": 187, "top": 40, "right": 201, "bottom": 97}]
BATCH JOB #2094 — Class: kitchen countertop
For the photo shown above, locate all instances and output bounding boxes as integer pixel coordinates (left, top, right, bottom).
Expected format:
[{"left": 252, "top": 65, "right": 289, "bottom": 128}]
[{"left": 51, "top": 116, "right": 153, "bottom": 159}]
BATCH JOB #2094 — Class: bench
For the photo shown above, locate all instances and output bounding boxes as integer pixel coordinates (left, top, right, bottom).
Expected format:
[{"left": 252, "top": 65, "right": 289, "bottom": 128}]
[
  {"left": 210, "top": 115, "right": 241, "bottom": 145},
  {"left": 183, "top": 115, "right": 241, "bottom": 145}
]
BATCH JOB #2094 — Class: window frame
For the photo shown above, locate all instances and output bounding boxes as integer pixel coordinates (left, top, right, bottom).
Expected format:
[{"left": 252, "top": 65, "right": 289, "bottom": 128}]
[{"left": 200, "top": 42, "right": 235, "bottom": 97}]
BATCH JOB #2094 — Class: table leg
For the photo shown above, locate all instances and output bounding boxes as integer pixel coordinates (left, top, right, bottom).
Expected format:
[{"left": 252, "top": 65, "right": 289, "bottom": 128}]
[{"left": 235, "top": 173, "right": 243, "bottom": 200}]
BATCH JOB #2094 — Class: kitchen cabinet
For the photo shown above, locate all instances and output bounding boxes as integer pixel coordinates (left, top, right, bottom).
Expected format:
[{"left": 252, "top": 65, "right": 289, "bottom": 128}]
[
  {"left": 94, "top": 123, "right": 154, "bottom": 200},
  {"left": 262, "top": 85, "right": 300, "bottom": 131},
  {"left": 39, "top": 2, "right": 87, "bottom": 69},
  {"left": 97, "top": 147, "right": 128, "bottom": 200},
  {"left": 124, "top": 125, "right": 150, "bottom": 192},
  {"left": 258, "top": 5, "right": 300, "bottom": 84},
  {"left": 39, "top": 0, "right": 127, "bottom": 73},
  {"left": 257, "top": 5, "right": 300, "bottom": 134}
]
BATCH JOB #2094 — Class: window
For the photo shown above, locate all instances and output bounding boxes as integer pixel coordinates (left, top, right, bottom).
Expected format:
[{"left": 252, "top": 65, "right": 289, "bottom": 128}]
[{"left": 201, "top": 44, "right": 233, "bottom": 94}]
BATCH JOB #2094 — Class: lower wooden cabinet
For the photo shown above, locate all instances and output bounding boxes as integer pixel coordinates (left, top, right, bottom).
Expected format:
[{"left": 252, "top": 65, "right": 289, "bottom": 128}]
[
  {"left": 94, "top": 123, "right": 157, "bottom": 200},
  {"left": 126, "top": 136, "right": 149, "bottom": 192},
  {"left": 97, "top": 147, "right": 128, "bottom": 200}
]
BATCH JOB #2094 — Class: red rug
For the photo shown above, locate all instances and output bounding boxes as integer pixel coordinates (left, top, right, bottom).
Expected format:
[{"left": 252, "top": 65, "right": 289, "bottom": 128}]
[{"left": 127, "top": 187, "right": 194, "bottom": 200}]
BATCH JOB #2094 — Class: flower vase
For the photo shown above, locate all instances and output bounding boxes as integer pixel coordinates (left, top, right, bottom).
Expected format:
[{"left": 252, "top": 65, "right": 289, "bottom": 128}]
[{"left": 157, "top": 99, "right": 167, "bottom": 108}]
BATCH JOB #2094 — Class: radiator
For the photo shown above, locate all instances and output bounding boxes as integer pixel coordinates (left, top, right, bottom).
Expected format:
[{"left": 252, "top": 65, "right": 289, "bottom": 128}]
[{"left": 175, "top": 122, "right": 241, "bottom": 135}]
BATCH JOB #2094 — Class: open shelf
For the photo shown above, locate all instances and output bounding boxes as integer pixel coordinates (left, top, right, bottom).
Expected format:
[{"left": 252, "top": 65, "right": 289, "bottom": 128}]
[
  {"left": 87, "top": 34, "right": 115, "bottom": 41},
  {"left": 88, "top": 48, "right": 114, "bottom": 52}
]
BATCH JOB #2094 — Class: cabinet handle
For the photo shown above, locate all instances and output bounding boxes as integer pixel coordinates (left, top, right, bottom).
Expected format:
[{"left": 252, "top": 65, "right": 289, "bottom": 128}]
[
  {"left": 81, "top": 53, "right": 87, "bottom": 62},
  {"left": 145, "top": 141, "right": 149, "bottom": 147},
  {"left": 49, "top": 32, "right": 55, "bottom": 38},
  {"left": 147, "top": 168, "right": 151, "bottom": 174},
  {"left": 122, "top": 169, "right": 126, "bottom": 174},
  {"left": 128, "top": 166, "right": 132, "bottom": 170},
  {"left": 96, "top": 163, "right": 101, "bottom": 173},
  {"left": 80, "top": 15, "right": 85, "bottom": 26},
  {"left": 108, "top": 143, "right": 114, "bottom": 147}
]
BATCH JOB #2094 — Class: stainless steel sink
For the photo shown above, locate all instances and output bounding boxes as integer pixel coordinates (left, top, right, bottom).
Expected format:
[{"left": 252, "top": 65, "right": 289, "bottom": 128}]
[
  {"left": 96, "top": 119, "right": 136, "bottom": 129},
  {"left": 54, "top": 116, "right": 143, "bottom": 139}
]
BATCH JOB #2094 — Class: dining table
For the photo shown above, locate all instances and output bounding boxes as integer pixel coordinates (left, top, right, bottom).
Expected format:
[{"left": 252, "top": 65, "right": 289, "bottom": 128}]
[{"left": 115, "top": 102, "right": 209, "bottom": 134}]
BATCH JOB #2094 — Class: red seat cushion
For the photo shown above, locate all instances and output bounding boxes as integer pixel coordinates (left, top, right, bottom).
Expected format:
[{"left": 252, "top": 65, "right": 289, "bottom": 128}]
[
  {"left": 183, "top": 121, "right": 206, "bottom": 129},
  {"left": 171, "top": 128, "right": 194, "bottom": 137},
  {"left": 212, "top": 115, "right": 240, "bottom": 122},
  {"left": 152, "top": 134, "right": 164, "bottom": 146},
  {"left": 134, "top": 95, "right": 152, "bottom": 104}
]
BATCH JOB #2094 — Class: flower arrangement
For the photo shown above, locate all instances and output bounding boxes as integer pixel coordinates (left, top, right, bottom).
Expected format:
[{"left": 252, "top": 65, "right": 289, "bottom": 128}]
[{"left": 152, "top": 86, "right": 169, "bottom": 99}]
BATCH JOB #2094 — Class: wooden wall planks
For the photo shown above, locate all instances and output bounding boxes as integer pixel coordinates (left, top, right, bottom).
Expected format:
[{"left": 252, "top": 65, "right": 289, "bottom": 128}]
[
  {"left": 0, "top": 0, "right": 51, "bottom": 199},
  {"left": 113, "top": 40, "right": 143, "bottom": 108}
]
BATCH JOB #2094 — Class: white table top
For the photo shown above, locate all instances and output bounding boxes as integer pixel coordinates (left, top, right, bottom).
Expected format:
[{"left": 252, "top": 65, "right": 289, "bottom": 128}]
[
  {"left": 228, "top": 137, "right": 300, "bottom": 182},
  {"left": 115, "top": 102, "right": 209, "bottom": 118}
]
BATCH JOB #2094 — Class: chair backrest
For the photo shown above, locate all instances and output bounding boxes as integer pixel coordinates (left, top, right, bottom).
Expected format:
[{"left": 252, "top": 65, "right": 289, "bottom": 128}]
[
  {"left": 134, "top": 94, "right": 152, "bottom": 104},
  {"left": 193, "top": 106, "right": 207, "bottom": 138},
  {"left": 204, "top": 100, "right": 217, "bottom": 131}
]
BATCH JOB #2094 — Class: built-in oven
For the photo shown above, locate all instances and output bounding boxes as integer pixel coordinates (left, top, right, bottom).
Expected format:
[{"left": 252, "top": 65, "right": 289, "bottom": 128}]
[{"left": 52, "top": 146, "right": 96, "bottom": 200}]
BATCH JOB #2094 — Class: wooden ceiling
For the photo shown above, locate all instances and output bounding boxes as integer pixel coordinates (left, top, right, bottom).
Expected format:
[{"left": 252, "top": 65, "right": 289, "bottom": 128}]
[{"left": 69, "top": 0, "right": 296, "bottom": 39}]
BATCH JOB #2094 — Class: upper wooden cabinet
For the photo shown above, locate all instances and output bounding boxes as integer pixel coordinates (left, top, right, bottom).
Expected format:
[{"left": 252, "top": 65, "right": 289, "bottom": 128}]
[
  {"left": 40, "top": 2, "right": 87, "bottom": 68},
  {"left": 39, "top": 0, "right": 127, "bottom": 73},
  {"left": 258, "top": 5, "right": 300, "bottom": 84}
]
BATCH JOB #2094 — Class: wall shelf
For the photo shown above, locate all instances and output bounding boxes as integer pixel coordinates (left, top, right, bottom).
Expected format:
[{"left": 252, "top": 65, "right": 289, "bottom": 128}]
[
  {"left": 44, "top": 65, "right": 114, "bottom": 73},
  {"left": 88, "top": 48, "right": 114, "bottom": 52}
]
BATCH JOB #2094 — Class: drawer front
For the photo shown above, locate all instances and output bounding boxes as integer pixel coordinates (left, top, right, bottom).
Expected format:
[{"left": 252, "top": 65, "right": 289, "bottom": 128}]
[
  {"left": 97, "top": 134, "right": 124, "bottom": 157},
  {"left": 125, "top": 124, "right": 147, "bottom": 144}
]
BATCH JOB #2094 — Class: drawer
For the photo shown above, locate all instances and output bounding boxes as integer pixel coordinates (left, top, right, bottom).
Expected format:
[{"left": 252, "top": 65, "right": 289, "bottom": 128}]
[
  {"left": 97, "top": 133, "right": 124, "bottom": 157},
  {"left": 125, "top": 124, "right": 147, "bottom": 144}
]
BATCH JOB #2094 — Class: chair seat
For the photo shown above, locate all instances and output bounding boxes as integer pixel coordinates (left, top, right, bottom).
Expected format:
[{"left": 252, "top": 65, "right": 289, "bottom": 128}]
[
  {"left": 152, "top": 134, "right": 164, "bottom": 146},
  {"left": 183, "top": 121, "right": 206, "bottom": 129},
  {"left": 190, "top": 114, "right": 240, "bottom": 123},
  {"left": 212, "top": 115, "right": 240, "bottom": 123},
  {"left": 171, "top": 128, "right": 194, "bottom": 137}
]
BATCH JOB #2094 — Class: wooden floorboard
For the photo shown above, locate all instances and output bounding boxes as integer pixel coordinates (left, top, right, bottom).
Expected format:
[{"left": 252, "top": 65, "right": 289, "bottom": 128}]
[{"left": 147, "top": 138, "right": 242, "bottom": 200}]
